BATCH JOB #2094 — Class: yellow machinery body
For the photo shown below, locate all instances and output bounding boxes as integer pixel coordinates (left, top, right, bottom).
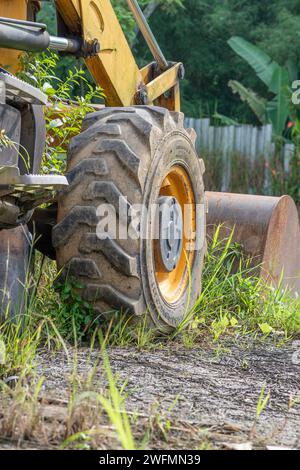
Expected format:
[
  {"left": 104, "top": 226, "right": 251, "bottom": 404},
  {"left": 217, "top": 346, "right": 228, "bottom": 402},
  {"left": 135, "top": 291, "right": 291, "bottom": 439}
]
[
  {"left": 0, "top": 0, "right": 29, "bottom": 72},
  {"left": 0, "top": 0, "right": 181, "bottom": 110}
]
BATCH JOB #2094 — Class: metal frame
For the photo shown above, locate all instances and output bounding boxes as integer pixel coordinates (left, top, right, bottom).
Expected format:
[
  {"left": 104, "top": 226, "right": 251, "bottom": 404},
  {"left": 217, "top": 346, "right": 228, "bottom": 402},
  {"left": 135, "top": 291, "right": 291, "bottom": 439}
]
[
  {"left": 0, "top": 0, "right": 182, "bottom": 110},
  {"left": 55, "top": 0, "right": 182, "bottom": 110}
]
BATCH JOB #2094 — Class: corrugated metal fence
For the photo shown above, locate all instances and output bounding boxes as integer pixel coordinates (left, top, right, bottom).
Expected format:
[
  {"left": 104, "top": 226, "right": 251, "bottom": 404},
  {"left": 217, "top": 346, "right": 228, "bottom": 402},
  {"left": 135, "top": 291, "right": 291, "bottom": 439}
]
[{"left": 184, "top": 117, "right": 295, "bottom": 192}]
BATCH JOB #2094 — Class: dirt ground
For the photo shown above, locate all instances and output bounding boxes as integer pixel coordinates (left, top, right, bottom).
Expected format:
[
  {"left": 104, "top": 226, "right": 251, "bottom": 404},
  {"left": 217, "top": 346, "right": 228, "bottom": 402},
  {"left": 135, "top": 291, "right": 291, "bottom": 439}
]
[{"left": 1, "top": 341, "right": 299, "bottom": 450}]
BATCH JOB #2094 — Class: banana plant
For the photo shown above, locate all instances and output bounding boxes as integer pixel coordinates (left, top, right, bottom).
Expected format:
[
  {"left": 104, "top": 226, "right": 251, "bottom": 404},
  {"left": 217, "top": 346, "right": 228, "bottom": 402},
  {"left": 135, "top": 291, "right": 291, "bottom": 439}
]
[{"left": 228, "top": 36, "right": 291, "bottom": 136}]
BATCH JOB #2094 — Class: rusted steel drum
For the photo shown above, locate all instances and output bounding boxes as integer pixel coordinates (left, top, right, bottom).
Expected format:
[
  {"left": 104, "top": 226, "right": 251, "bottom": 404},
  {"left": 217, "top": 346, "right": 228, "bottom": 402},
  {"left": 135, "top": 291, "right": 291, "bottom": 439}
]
[{"left": 206, "top": 192, "right": 300, "bottom": 295}]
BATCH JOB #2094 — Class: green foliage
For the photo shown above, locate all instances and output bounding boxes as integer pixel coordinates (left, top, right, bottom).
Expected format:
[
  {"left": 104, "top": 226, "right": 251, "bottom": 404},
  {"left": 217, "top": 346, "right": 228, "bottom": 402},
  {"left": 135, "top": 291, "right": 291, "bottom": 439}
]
[
  {"left": 112, "top": 0, "right": 184, "bottom": 44},
  {"left": 54, "top": 281, "right": 96, "bottom": 342},
  {"left": 0, "top": 317, "right": 42, "bottom": 380},
  {"left": 96, "top": 352, "right": 136, "bottom": 450},
  {"left": 228, "top": 37, "right": 290, "bottom": 135},
  {"left": 19, "top": 51, "right": 104, "bottom": 174},
  {"left": 37, "top": 1, "right": 300, "bottom": 122},
  {"left": 144, "top": 0, "right": 300, "bottom": 119},
  {"left": 0, "top": 254, "right": 69, "bottom": 381},
  {"left": 177, "top": 227, "right": 300, "bottom": 342},
  {"left": 228, "top": 80, "right": 268, "bottom": 124},
  {"left": 228, "top": 36, "right": 289, "bottom": 94},
  {"left": 278, "top": 147, "right": 300, "bottom": 206},
  {"left": 256, "top": 386, "right": 270, "bottom": 419},
  {"left": 34, "top": 262, "right": 96, "bottom": 343}
]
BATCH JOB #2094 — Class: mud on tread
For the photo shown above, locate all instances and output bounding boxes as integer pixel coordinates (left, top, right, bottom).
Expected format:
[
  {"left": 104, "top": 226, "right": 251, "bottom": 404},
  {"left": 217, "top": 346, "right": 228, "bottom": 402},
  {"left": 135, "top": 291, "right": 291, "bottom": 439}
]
[{"left": 54, "top": 106, "right": 205, "bottom": 328}]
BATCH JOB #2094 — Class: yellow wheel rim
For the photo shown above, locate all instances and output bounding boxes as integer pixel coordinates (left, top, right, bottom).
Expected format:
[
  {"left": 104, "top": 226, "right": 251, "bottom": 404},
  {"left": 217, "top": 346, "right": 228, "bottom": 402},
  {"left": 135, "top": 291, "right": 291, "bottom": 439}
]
[{"left": 154, "top": 165, "right": 196, "bottom": 304}]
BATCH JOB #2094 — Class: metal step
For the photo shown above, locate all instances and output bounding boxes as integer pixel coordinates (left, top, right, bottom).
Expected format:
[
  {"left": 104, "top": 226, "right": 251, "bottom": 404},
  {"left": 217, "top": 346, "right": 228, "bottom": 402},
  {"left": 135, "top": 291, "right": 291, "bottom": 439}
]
[
  {"left": 0, "top": 172, "right": 68, "bottom": 189},
  {"left": 0, "top": 70, "right": 47, "bottom": 105},
  {"left": 0, "top": 167, "right": 68, "bottom": 212}
]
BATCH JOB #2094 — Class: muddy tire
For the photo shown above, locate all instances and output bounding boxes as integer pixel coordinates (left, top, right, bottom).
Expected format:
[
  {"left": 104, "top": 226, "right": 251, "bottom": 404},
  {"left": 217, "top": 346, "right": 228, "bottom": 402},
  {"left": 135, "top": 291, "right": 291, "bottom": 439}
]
[{"left": 53, "top": 107, "right": 206, "bottom": 331}]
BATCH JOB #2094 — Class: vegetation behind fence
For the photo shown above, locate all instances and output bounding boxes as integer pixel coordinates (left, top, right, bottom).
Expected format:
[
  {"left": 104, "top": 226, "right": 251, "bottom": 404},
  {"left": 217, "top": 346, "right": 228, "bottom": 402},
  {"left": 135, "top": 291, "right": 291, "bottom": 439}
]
[{"left": 185, "top": 118, "right": 296, "bottom": 197}]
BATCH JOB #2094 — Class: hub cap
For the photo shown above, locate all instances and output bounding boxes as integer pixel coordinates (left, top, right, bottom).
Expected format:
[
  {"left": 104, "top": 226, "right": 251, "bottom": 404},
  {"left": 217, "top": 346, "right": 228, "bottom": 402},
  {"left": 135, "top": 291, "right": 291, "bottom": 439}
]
[
  {"left": 154, "top": 165, "right": 196, "bottom": 305},
  {"left": 157, "top": 196, "right": 183, "bottom": 273}
]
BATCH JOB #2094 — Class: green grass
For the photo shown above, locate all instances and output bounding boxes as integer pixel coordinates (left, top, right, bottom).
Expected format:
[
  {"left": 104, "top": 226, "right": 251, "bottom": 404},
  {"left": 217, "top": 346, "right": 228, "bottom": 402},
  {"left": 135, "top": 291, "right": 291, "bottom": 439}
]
[
  {"left": 0, "top": 344, "right": 136, "bottom": 450},
  {"left": 27, "top": 228, "right": 300, "bottom": 352},
  {"left": 0, "top": 221, "right": 299, "bottom": 451},
  {"left": 1, "top": 228, "right": 299, "bottom": 385},
  {"left": 188, "top": 227, "right": 300, "bottom": 342},
  {"left": 0, "top": 229, "right": 299, "bottom": 449},
  {"left": 76, "top": 228, "right": 299, "bottom": 349}
]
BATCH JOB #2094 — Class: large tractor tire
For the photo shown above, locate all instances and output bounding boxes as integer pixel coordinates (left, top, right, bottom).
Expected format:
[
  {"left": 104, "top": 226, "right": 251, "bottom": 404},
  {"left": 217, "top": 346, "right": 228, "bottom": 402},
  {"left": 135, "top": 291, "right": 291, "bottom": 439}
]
[{"left": 53, "top": 107, "right": 206, "bottom": 331}]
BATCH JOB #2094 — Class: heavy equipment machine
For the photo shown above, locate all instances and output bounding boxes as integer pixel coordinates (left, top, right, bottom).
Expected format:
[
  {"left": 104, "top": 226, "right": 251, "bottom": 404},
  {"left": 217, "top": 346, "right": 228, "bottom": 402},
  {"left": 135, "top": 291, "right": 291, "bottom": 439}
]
[{"left": 0, "top": 0, "right": 299, "bottom": 331}]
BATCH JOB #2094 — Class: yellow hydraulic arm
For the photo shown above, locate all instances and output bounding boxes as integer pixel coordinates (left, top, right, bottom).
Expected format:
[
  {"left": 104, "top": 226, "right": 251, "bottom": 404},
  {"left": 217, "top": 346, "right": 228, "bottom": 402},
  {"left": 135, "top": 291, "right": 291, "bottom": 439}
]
[
  {"left": 0, "top": 0, "right": 183, "bottom": 111},
  {"left": 56, "top": 0, "right": 182, "bottom": 110}
]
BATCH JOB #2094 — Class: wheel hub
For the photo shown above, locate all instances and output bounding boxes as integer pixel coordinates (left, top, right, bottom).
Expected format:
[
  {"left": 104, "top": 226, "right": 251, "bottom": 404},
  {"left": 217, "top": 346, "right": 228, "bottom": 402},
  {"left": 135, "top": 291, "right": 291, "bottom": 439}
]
[
  {"left": 154, "top": 164, "right": 196, "bottom": 305},
  {"left": 157, "top": 196, "right": 183, "bottom": 272}
]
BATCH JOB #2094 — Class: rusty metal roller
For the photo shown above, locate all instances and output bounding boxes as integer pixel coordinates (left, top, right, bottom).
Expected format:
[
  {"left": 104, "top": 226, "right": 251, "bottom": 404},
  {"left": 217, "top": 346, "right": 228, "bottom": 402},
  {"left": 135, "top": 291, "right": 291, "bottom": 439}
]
[{"left": 206, "top": 192, "right": 300, "bottom": 295}]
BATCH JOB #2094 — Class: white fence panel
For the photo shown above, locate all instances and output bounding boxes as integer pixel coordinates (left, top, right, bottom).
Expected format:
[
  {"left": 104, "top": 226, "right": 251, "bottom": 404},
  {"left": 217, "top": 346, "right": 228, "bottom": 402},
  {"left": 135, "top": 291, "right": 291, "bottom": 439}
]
[{"left": 184, "top": 117, "right": 295, "bottom": 191}]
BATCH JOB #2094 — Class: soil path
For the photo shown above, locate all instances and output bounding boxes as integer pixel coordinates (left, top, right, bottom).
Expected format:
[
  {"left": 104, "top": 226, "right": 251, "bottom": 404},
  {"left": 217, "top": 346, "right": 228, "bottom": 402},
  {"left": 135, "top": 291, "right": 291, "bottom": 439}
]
[{"left": 34, "top": 342, "right": 300, "bottom": 449}]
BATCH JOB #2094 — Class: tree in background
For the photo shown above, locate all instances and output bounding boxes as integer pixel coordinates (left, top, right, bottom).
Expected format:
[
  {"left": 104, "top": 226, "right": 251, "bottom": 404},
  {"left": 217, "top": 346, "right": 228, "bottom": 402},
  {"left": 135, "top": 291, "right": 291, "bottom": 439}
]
[
  {"left": 38, "top": 1, "right": 300, "bottom": 122},
  {"left": 228, "top": 36, "right": 291, "bottom": 137},
  {"left": 112, "top": 0, "right": 184, "bottom": 45},
  {"left": 143, "top": 0, "right": 300, "bottom": 120}
]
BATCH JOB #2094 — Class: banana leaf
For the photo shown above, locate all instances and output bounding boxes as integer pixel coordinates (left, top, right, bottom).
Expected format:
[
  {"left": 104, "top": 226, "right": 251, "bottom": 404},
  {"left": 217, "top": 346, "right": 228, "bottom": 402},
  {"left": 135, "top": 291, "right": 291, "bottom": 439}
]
[
  {"left": 266, "top": 94, "right": 289, "bottom": 135},
  {"left": 229, "top": 80, "right": 267, "bottom": 124},
  {"left": 228, "top": 36, "right": 289, "bottom": 94}
]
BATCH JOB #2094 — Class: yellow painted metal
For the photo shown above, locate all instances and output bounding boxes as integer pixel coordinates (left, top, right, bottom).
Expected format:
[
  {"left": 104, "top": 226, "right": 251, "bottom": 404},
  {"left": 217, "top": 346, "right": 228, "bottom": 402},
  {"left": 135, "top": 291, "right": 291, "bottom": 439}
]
[
  {"left": 145, "top": 63, "right": 181, "bottom": 105},
  {"left": 0, "top": 0, "right": 28, "bottom": 72},
  {"left": 56, "top": 0, "right": 143, "bottom": 106},
  {"left": 155, "top": 82, "right": 181, "bottom": 111},
  {"left": 139, "top": 62, "right": 181, "bottom": 110},
  {"left": 155, "top": 165, "right": 196, "bottom": 304},
  {"left": 173, "top": 83, "right": 181, "bottom": 112},
  {"left": 139, "top": 62, "right": 153, "bottom": 83},
  {"left": 0, "top": 0, "right": 181, "bottom": 110},
  {"left": 56, "top": 0, "right": 181, "bottom": 110}
]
